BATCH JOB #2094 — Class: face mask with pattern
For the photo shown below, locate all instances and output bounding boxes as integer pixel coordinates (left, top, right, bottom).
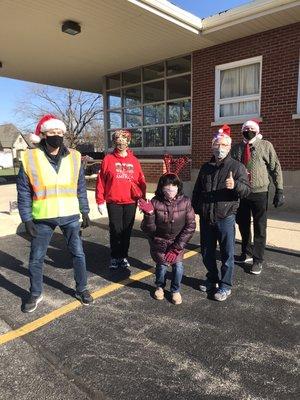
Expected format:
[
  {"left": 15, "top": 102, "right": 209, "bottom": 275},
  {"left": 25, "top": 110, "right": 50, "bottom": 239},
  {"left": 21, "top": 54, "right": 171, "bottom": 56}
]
[{"left": 162, "top": 185, "right": 178, "bottom": 200}]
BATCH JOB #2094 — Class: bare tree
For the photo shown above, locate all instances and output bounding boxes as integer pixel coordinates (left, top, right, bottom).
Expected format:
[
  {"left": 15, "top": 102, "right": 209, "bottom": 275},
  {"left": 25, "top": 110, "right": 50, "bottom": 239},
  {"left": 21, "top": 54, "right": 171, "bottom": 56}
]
[{"left": 15, "top": 84, "right": 103, "bottom": 148}]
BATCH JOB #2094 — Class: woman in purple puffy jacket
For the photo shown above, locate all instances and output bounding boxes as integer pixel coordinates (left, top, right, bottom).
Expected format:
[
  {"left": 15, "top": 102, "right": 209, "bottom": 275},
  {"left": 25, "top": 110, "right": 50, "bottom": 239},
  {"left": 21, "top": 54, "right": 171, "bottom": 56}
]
[{"left": 139, "top": 173, "right": 196, "bottom": 305}]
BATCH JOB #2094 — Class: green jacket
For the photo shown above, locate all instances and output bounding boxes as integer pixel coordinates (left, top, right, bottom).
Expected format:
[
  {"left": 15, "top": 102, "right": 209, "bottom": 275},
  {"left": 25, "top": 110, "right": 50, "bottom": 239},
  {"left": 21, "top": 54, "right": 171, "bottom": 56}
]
[{"left": 231, "top": 139, "right": 283, "bottom": 193}]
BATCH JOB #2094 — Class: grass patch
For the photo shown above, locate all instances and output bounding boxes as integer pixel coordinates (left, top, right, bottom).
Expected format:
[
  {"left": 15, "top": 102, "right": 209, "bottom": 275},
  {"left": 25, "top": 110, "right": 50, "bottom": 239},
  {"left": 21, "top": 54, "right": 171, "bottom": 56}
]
[{"left": 0, "top": 168, "right": 19, "bottom": 176}]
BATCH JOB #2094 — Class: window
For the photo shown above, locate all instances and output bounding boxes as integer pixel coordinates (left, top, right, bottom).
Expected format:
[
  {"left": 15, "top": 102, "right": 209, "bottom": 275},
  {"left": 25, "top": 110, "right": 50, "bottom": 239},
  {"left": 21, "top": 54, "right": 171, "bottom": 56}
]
[
  {"left": 105, "top": 55, "right": 191, "bottom": 151},
  {"left": 215, "top": 56, "right": 262, "bottom": 122},
  {"left": 143, "top": 81, "right": 164, "bottom": 103},
  {"left": 124, "top": 85, "right": 141, "bottom": 107},
  {"left": 107, "top": 90, "right": 121, "bottom": 109},
  {"left": 144, "top": 104, "right": 165, "bottom": 125},
  {"left": 124, "top": 107, "right": 142, "bottom": 129},
  {"left": 143, "top": 62, "right": 164, "bottom": 81},
  {"left": 123, "top": 68, "right": 141, "bottom": 85},
  {"left": 167, "top": 56, "right": 191, "bottom": 76},
  {"left": 106, "top": 74, "right": 120, "bottom": 90}
]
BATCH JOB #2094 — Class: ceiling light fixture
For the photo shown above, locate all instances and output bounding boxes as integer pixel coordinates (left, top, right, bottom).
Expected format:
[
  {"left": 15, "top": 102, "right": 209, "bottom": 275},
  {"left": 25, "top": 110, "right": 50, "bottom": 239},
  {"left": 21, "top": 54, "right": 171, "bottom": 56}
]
[{"left": 62, "top": 20, "right": 81, "bottom": 35}]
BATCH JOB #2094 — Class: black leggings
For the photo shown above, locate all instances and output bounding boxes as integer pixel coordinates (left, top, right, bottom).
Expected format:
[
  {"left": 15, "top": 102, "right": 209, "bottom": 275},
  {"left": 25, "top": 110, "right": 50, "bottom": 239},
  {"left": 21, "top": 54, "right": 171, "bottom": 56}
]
[{"left": 107, "top": 203, "right": 137, "bottom": 259}]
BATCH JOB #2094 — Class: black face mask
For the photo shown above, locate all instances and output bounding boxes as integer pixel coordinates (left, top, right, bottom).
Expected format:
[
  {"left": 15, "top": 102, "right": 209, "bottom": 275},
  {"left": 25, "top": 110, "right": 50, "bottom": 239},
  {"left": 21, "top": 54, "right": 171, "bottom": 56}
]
[
  {"left": 45, "top": 135, "right": 64, "bottom": 148},
  {"left": 242, "top": 130, "right": 256, "bottom": 141}
]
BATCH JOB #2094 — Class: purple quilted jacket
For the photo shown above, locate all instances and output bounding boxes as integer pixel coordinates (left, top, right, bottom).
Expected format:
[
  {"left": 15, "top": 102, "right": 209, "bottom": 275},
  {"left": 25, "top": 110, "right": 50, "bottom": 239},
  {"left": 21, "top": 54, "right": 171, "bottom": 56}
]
[{"left": 141, "top": 194, "right": 196, "bottom": 264}]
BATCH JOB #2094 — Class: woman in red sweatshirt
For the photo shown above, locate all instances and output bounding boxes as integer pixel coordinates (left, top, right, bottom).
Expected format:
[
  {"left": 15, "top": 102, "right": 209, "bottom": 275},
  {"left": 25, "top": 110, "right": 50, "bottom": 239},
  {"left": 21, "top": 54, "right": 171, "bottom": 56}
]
[{"left": 96, "top": 129, "right": 146, "bottom": 269}]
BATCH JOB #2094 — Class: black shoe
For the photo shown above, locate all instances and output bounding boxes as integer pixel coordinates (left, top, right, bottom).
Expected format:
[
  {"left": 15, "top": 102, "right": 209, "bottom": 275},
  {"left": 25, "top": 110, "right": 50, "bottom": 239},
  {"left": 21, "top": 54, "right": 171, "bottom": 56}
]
[
  {"left": 75, "top": 290, "right": 94, "bottom": 305},
  {"left": 235, "top": 253, "right": 253, "bottom": 264},
  {"left": 250, "top": 262, "right": 263, "bottom": 275},
  {"left": 119, "top": 258, "right": 130, "bottom": 269},
  {"left": 23, "top": 294, "right": 43, "bottom": 313},
  {"left": 109, "top": 258, "right": 119, "bottom": 270},
  {"left": 199, "top": 279, "right": 218, "bottom": 292}
]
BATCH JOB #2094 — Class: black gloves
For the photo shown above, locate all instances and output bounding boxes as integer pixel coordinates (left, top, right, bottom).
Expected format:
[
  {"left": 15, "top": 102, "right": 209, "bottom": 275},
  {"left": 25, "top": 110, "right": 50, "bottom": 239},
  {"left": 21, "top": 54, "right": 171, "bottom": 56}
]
[
  {"left": 273, "top": 189, "right": 284, "bottom": 208},
  {"left": 81, "top": 213, "right": 91, "bottom": 229},
  {"left": 25, "top": 220, "right": 37, "bottom": 238}
]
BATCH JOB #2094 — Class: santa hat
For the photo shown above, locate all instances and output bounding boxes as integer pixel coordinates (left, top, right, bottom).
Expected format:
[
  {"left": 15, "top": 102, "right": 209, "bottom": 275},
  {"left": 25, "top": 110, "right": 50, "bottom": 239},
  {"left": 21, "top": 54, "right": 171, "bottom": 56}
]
[
  {"left": 242, "top": 120, "right": 260, "bottom": 134},
  {"left": 212, "top": 124, "right": 232, "bottom": 145},
  {"left": 218, "top": 124, "right": 231, "bottom": 136},
  {"left": 30, "top": 114, "right": 66, "bottom": 144}
]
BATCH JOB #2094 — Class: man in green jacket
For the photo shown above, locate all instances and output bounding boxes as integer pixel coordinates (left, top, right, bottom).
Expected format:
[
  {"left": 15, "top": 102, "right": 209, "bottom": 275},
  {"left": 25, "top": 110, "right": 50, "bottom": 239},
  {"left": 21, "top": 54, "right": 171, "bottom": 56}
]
[{"left": 231, "top": 120, "right": 284, "bottom": 275}]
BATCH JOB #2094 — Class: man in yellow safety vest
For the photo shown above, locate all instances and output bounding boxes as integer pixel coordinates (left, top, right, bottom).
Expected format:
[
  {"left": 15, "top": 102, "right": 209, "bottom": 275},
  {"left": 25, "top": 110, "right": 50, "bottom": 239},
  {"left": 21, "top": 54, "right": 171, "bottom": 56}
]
[{"left": 17, "top": 114, "right": 93, "bottom": 312}]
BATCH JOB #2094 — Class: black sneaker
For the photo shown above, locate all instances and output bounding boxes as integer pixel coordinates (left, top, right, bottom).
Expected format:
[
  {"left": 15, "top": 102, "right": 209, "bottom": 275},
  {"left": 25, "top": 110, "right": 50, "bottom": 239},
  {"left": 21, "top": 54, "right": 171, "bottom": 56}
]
[
  {"left": 119, "top": 258, "right": 130, "bottom": 269},
  {"left": 23, "top": 294, "right": 43, "bottom": 313},
  {"left": 250, "top": 262, "right": 263, "bottom": 275},
  {"left": 75, "top": 290, "right": 94, "bottom": 305},
  {"left": 109, "top": 258, "right": 119, "bottom": 270},
  {"left": 236, "top": 253, "right": 253, "bottom": 264},
  {"left": 199, "top": 280, "right": 219, "bottom": 292}
]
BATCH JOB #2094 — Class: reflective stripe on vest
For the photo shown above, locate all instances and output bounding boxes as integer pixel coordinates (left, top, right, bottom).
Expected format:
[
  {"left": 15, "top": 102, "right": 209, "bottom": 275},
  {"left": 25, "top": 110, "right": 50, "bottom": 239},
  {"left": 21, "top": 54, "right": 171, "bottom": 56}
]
[{"left": 21, "top": 148, "right": 81, "bottom": 219}]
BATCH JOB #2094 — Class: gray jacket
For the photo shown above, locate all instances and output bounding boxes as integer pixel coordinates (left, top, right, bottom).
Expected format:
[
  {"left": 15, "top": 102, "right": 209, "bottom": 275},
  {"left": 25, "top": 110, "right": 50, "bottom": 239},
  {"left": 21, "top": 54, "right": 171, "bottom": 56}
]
[{"left": 231, "top": 139, "right": 283, "bottom": 193}]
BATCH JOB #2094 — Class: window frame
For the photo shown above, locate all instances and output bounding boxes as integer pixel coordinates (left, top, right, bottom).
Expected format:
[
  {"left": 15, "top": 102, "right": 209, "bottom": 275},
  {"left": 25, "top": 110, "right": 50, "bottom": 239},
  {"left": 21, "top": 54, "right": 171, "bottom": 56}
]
[
  {"left": 214, "top": 56, "right": 262, "bottom": 123},
  {"left": 104, "top": 54, "right": 192, "bottom": 154}
]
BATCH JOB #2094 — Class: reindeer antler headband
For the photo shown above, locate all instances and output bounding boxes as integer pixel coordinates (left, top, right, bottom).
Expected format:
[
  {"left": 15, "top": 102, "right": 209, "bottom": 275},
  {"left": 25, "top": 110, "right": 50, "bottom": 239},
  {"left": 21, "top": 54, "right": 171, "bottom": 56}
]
[{"left": 163, "top": 154, "right": 189, "bottom": 177}]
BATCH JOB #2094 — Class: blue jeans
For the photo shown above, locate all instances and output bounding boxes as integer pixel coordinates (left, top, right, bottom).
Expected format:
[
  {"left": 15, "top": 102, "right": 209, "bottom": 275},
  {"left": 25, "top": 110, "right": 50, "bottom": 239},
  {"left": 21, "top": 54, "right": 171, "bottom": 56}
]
[
  {"left": 29, "top": 217, "right": 87, "bottom": 296},
  {"left": 200, "top": 214, "right": 236, "bottom": 290},
  {"left": 155, "top": 262, "right": 183, "bottom": 293}
]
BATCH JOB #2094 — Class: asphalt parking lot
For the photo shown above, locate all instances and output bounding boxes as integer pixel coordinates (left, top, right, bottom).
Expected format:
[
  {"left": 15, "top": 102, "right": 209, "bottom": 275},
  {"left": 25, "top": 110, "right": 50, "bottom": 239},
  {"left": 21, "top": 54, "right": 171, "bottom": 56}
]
[{"left": 0, "top": 218, "right": 299, "bottom": 400}]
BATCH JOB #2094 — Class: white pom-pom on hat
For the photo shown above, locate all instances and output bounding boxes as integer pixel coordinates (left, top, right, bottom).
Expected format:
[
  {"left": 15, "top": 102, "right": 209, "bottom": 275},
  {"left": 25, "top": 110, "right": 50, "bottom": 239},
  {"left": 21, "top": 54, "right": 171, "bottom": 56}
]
[{"left": 29, "top": 133, "right": 41, "bottom": 143}]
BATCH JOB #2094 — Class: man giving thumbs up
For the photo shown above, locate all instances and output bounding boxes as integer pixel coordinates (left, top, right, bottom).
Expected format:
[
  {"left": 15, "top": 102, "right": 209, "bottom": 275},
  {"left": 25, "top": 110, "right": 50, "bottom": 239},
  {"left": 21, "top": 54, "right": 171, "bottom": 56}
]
[{"left": 192, "top": 125, "right": 250, "bottom": 301}]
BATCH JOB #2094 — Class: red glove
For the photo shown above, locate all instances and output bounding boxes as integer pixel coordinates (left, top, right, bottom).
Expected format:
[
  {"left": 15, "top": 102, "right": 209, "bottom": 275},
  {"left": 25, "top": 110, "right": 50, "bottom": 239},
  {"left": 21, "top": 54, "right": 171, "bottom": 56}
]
[
  {"left": 138, "top": 198, "right": 154, "bottom": 215},
  {"left": 164, "top": 249, "right": 180, "bottom": 264}
]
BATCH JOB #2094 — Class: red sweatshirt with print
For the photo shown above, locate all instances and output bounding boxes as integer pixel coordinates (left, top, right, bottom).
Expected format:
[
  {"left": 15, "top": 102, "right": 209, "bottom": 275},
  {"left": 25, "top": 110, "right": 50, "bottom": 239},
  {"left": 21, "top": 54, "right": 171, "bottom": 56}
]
[{"left": 96, "top": 149, "right": 146, "bottom": 205}]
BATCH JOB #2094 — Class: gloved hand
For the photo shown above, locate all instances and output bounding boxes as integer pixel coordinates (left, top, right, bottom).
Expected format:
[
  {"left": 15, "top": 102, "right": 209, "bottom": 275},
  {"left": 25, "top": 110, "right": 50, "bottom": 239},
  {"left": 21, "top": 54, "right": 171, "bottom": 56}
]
[
  {"left": 97, "top": 203, "right": 106, "bottom": 215},
  {"left": 138, "top": 198, "right": 154, "bottom": 215},
  {"left": 25, "top": 220, "right": 37, "bottom": 238},
  {"left": 164, "top": 248, "right": 180, "bottom": 264},
  {"left": 273, "top": 189, "right": 284, "bottom": 208},
  {"left": 81, "top": 213, "right": 91, "bottom": 229}
]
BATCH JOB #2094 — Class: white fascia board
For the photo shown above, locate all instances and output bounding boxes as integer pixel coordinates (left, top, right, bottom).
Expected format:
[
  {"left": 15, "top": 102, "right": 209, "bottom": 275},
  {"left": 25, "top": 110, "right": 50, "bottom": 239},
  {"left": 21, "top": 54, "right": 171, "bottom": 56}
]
[
  {"left": 127, "top": 0, "right": 202, "bottom": 34},
  {"left": 202, "top": 0, "right": 300, "bottom": 34}
]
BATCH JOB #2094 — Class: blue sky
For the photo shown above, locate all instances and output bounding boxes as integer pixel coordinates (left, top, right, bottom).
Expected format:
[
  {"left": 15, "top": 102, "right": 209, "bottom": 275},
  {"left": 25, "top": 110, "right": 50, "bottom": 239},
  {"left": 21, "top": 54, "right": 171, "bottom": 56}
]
[{"left": 0, "top": 0, "right": 251, "bottom": 126}]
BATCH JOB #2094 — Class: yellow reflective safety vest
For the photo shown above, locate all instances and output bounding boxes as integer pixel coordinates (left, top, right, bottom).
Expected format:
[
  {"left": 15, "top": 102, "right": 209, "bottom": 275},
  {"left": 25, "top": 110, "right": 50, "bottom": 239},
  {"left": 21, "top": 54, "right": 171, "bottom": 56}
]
[{"left": 21, "top": 148, "right": 81, "bottom": 219}]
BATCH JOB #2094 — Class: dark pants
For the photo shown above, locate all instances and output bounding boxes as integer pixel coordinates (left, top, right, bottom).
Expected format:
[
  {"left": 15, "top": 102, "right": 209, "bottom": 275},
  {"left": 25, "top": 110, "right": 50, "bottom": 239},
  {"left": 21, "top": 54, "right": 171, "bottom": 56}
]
[
  {"left": 236, "top": 192, "right": 268, "bottom": 263},
  {"left": 107, "top": 203, "right": 136, "bottom": 259},
  {"left": 155, "top": 262, "right": 184, "bottom": 293},
  {"left": 200, "top": 214, "right": 236, "bottom": 290},
  {"left": 29, "top": 218, "right": 87, "bottom": 296}
]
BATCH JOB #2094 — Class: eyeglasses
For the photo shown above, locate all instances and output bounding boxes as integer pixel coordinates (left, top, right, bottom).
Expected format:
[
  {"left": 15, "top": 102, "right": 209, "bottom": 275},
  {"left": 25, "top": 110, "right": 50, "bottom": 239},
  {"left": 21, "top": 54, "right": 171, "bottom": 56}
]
[{"left": 212, "top": 143, "right": 230, "bottom": 148}]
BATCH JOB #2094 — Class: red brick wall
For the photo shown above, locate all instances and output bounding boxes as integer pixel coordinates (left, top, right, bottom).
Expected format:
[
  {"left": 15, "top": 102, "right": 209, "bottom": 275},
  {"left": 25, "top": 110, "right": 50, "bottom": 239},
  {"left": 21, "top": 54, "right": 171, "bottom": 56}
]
[{"left": 192, "top": 23, "right": 300, "bottom": 170}]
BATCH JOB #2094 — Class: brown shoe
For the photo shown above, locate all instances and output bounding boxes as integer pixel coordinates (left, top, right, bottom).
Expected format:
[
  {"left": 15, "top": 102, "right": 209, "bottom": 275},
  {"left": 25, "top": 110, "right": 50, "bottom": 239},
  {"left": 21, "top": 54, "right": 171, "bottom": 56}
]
[
  {"left": 171, "top": 292, "right": 182, "bottom": 305},
  {"left": 154, "top": 287, "right": 164, "bottom": 300}
]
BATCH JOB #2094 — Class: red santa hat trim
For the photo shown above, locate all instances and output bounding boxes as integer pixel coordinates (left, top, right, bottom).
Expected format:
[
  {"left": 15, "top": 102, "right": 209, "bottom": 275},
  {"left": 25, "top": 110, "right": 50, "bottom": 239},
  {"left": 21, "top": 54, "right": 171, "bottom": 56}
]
[
  {"left": 242, "top": 120, "right": 260, "bottom": 134},
  {"left": 29, "top": 114, "right": 66, "bottom": 144}
]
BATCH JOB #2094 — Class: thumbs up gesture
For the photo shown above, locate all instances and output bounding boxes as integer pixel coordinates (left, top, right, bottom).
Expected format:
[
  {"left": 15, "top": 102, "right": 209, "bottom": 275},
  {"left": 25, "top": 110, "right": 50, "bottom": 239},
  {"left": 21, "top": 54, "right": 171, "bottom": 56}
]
[{"left": 226, "top": 171, "right": 235, "bottom": 190}]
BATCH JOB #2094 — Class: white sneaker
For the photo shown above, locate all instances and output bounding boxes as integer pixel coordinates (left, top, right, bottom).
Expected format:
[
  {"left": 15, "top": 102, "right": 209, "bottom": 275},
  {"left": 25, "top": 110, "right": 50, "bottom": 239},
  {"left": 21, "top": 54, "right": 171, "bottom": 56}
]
[{"left": 154, "top": 287, "right": 164, "bottom": 300}]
